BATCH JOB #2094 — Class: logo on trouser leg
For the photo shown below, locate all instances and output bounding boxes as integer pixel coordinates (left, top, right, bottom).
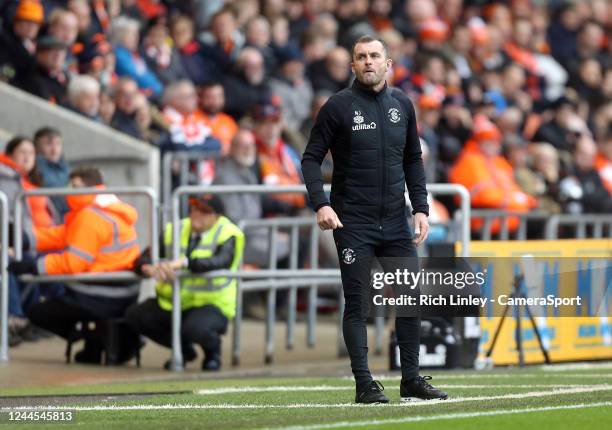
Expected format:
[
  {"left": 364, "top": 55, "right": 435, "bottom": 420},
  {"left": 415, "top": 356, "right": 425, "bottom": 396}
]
[{"left": 342, "top": 248, "right": 356, "bottom": 264}]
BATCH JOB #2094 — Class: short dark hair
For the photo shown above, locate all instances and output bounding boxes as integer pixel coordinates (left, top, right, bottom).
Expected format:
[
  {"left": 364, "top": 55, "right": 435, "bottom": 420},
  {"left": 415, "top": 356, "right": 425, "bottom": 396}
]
[
  {"left": 69, "top": 166, "right": 104, "bottom": 186},
  {"left": 198, "top": 80, "right": 223, "bottom": 90},
  {"left": 33, "top": 127, "right": 61, "bottom": 146},
  {"left": 351, "top": 35, "right": 389, "bottom": 60}
]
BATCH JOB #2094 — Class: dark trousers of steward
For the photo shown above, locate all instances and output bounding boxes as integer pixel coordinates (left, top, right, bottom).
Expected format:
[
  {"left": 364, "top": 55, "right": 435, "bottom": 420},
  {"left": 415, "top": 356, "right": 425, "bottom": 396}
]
[
  {"left": 125, "top": 298, "right": 228, "bottom": 357},
  {"left": 333, "top": 216, "right": 420, "bottom": 390}
]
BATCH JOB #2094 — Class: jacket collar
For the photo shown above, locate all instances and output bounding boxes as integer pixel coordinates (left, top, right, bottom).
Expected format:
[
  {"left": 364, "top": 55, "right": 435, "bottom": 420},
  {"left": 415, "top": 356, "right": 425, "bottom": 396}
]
[{"left": 351, "top": 79, "right": 388, "bottom": 99}]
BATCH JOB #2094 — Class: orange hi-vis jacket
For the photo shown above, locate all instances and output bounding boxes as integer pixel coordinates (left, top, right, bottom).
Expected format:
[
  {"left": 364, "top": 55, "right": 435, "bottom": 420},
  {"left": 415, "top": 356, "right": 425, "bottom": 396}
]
[
  {"left": 33, "top": 188, "right": 140, "bottom": 275},
  {"left": 595, "top": 153, "right": 612, "bottom": 195},
  {"left": 449, "top": 140, "right": 537, "bottom": 233}
]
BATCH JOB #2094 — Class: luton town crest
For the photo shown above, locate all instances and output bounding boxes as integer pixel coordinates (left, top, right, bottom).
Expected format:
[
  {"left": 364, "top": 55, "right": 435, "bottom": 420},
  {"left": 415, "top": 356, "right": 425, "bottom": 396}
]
[
  {"left": 353, "top": 110, "right": 364, "bottom": 124},
  {"left": 388, "top": 107, "right": 401, "bottom": 123},
  {"left": 342, "top": 248, "right": 356, "bottom": 264}
]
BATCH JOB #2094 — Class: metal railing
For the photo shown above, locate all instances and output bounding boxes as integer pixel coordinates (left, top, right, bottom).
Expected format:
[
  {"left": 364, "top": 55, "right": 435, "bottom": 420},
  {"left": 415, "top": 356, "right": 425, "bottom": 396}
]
[
  {"left": 167, "top": 183, "right": 471, "bottom": 370},
  {"left": 0, "top": 192, "right": 9, "bottom": 363},
  {"left": 545, "top": 214, "right": 612, "bottom": 239},
  {"left": 470, "top": 210, "right": 612, "bottom": 240},
  {"left": 0, "top": 187, "right": 159, "bottom": 364}
]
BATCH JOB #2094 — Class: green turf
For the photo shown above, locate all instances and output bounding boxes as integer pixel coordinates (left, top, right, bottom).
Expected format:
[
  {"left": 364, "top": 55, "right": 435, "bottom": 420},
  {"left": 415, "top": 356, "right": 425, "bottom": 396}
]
[{"left": 1, "top": 367, "right": 611, "bottom": 429}]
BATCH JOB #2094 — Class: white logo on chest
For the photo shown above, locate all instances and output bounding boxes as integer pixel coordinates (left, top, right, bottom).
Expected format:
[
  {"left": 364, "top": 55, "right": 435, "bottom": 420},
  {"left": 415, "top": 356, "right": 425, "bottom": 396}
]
[
  {"left": 352, "top": 110, "right": 376, "bottom": 131},
  {"left": 388, "top": 108, "right": 401, "bottom": 123}
]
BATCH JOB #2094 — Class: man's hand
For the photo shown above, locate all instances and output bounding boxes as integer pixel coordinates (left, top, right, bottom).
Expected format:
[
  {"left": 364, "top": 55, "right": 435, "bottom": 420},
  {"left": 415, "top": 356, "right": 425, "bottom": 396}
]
[
  {"left": 413, "top": 212, "right": 429, "bottom": 246},
  {"left": 316, "top": 206, "right": 343, "bottom": 231}
]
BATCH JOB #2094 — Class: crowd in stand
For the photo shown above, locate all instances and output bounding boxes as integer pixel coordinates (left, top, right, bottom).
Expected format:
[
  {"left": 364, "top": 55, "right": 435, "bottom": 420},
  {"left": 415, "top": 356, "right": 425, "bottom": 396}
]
[
  {"left": 0, "top": 0, "right": 610, "bottom": 221},
  {"left": 0, "top": 0, "right": 611, "bottom": 362}
]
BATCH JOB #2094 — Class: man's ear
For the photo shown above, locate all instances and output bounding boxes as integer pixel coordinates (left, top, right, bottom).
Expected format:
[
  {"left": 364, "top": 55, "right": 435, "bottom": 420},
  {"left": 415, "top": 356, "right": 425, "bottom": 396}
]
[
  {"left": 350, "top": 62, "right": 355, "bottom": 75},
  {"left": 386, "top": 58, "right": 393, "bottom": 71}
]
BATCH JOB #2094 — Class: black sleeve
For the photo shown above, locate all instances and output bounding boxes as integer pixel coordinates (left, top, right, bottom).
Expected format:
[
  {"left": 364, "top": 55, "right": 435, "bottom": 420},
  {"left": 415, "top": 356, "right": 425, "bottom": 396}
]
[
  {"left": 301, "top": 98, "right": 339, "bottom": 211},
  {"left": 394, "top": 90, "right": 429, "bottom": 216},
  {"left": 188, "top": 236, "right": 237, "bottom": 273},
  {"left": 132, "top": 235, "right": 165, "bottom": 275}
]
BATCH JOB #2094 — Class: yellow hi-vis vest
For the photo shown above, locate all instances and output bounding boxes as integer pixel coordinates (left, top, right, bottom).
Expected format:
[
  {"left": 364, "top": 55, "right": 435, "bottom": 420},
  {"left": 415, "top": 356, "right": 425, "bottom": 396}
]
[{"left": 156, "top": 215, "right": 245, "bottom": 318}]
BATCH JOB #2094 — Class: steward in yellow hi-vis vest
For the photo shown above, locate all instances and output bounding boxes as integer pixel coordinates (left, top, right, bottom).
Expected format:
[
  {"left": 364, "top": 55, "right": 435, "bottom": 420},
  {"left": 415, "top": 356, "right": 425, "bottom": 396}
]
[{"left": 126, "top": 194, "right": 244, "bottom": 371}]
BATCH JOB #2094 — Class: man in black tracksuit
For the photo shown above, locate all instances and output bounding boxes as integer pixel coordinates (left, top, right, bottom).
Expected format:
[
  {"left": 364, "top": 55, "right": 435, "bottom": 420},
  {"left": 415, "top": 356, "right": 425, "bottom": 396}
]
[{"left": 302, "top": 35, "right": 448, "bottom": 403}]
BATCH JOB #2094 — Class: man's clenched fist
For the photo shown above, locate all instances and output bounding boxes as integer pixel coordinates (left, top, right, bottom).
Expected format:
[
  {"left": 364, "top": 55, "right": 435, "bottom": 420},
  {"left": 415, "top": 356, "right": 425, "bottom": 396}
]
[{"left": 316, "top": 206, "right": 343, "bottom": 230}]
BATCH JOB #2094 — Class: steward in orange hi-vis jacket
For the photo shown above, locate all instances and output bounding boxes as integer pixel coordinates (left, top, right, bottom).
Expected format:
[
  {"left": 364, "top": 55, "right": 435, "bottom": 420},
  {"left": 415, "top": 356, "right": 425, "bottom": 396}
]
[
  {"left": 33, "top": 189, "right": 140, "bottom": 275},
  {"left": 9, "top": 167, "right": 142, "bottom": 365}
]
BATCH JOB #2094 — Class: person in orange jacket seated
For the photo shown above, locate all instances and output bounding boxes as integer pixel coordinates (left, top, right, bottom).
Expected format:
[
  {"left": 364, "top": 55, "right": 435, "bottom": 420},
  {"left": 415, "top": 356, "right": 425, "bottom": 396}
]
[
  {"left": 449, "top": 115, "right": 537, "bottom": 234},
  {"left": 8, "top": 166, "right": 141, "bottom": 364},
  {"left": 594, "top": 133, "right": 612, "bottom": 195}
]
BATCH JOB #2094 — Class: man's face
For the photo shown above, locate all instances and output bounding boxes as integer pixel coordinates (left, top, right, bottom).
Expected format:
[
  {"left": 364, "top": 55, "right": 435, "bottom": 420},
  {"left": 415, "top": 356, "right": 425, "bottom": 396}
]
[
  {"left": 212, "top": 12, "right": 236, "bottom": 44},
  {"left": 115, "top": 81, "right": 139, "bottom": 114},
  {"left": 50, "top": 14, "right": 78, "bottom": 45},
  {"left": 351, "top": 41, "right": 391, "bottom": 88},
  {"left": 37, "top": 135, "right": 63, "bottom": 163},
  {"left": 231, "top": 131, "right": 256, "bottom": 167},
  {"left": 13, "top": 20, "right": 40, "bottom": 40},
  {"left": 170, "top": 84, "right": 197, "bottom": 114},
  {"left": 199, "top": 85, "right": 225, "bottom": 115},
  {"left": 70, "top": 176, "right": 85, "bottom": 188},
  {"left": 189, "top": 208, "right": 216, "bottom": 233},
  {"left": 74, "top": 89, "right": 100, "bottom": 117},
  {"left": 37, "top": 48, "right": 67, "bottom": 73},
  {"left": 255, "top": 119, "right": 282, "bottom": 148}
]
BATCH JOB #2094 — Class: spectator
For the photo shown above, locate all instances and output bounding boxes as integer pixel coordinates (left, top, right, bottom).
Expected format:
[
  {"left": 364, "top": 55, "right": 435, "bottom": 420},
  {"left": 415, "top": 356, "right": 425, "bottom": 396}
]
[
  {"left": 14, "top": 34, "right": 69, "bottom": 106},
  {"left": 309, "top": 46, "right": 351, "bottom": 93},
  {"left": 111, "top": 16, "right": 162, "bottom": 98},
  {"left": 127, "top": 194, "right": 245, "bottom": 371},
  {"left": 76, "top": 38, "right": 116, "bottom": 90},
  {"left": 561, "top": 135, "right": 612, "bottom": 214},
  {"left": 533, "top": 96, "right": 582, "bottom": 152},
  {"left": 9, "top": 166, "right": 141, "bottom": 364},
  {"left": 252, "top": 96, "right": 305, "bottom": 210},
  {"left": 530, "top": 142, "right": 562, "bottom": 214},
  {"left": 141, "top": 16, "right": 188, "bottom": 86},
  {"left": 169, "top": 14, "right": 222, "bottom": 85},
  {"left": 223, "top": 47, "right": 269, "bottom": 120},
  {"left": 67, "top": 74, "right": 101, "bottom": 120},
  {"left": 110, "top": 77, "right": 142, "bottom": 139},
  {"left": 33, "top": 127, "right": 70, "bottom": 216},
  {"left": 47, "top": 8, "right": 79, "bottom": 71},
  {"left": 270, "top": 45, "right": 313, "bottom": 132},
  {"left": 4, "top": 136, "right": 55, "bottom": 227},
  {"left": 244, "top": 15, "right": 276, "bottom": 74},
  {"left": 213, "top": 129, "right": 290, "bottom": 266},
  {"left": 0, "top": 0, "right": 44, "bottom": 82},
  {"left": 161, "top": 80, "right": 221, "bottom": 154},
  {"left": 595, "top": 132, "right": 612, "bottom": 195},
  {"left": 449, "top": 115, "right": 537, "bottom": 234},
  {"left": 197, "top": 81, "right": 238, "bottom": 155},
  {"left": 201, "top": 6, "right": 243, "bottom": 73}
]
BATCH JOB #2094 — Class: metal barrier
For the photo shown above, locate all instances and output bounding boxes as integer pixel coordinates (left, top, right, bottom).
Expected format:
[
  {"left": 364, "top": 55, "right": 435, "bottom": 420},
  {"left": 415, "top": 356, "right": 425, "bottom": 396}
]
[
  {"left": 470, "top": 210, "right": 550, "bottom": 240},
  {"left": 168, "top": 183, "right": 470, "bottom": 370},
  {"left": 0, "top": 192, "right": 9, "bottom": 363},
  {"left": 545, "top": 214, "right": 612, "bottom": 239},
  {"left": 470, "top": 210, "right": 612, "bottom": 240}
]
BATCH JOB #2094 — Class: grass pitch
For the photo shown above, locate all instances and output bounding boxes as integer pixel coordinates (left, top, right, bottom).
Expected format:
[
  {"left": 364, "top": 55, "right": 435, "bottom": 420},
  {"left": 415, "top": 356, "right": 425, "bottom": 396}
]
[{"left": 1, "top": 365, "right": 611, "bottom": 429}]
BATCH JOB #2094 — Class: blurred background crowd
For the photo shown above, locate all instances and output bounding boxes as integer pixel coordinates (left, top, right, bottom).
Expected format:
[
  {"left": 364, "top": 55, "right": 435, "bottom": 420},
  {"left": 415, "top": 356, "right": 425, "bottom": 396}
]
[{"left": 0, "top": 0, "right": 610, "bottom": 225}]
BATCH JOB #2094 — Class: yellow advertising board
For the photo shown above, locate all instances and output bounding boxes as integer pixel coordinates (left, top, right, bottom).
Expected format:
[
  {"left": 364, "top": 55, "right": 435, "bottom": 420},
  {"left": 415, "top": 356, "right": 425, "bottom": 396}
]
[{"left": 464, "top": 239, "right": 612, "bottom": 365}]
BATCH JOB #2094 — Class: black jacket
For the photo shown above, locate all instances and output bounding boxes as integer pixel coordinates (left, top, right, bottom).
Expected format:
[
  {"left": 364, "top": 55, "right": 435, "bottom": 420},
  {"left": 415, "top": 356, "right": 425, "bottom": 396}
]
[{"left": 302, "top": 80, "right": 428, "bottom": 227}]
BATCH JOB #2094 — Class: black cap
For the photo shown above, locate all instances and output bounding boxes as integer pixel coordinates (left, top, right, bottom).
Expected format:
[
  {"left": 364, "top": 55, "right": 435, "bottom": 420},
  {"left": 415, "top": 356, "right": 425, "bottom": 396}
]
[
  {"left": 189, "top": 194, "right": 225, "bottom": 214},
  {"left": 37, "top": 35, "right": 68, "bottom": 51}
]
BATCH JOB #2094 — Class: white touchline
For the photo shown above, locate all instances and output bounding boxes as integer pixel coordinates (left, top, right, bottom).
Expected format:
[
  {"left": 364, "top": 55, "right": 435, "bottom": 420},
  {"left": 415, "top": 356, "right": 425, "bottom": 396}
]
[
  {"left": 261, "top": 401, "right": 612, "bottom": 430},
  {"left": 2, "top": 385, "right": 611, "bottom": 411},
  {"left": 194, "top": 384, "right": 601, "bottom": 395},
  {"left": 366, "top": 373, "right": 612, "bottom": 380}
]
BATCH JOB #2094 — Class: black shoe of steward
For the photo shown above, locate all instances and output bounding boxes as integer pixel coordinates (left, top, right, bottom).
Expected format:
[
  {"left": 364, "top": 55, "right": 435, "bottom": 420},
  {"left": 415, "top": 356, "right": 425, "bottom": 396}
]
[
  {"left": 163, "top": 346, "right": 197, "bottom": 370},
  {"left": 74, "top": 346, "right": 103, "bottom": 364},
  {"left": 201, "top": 352, "right": 221, "bottom": 371},
  {"left": 355, "top": 380, "right": 389, "bottom": 404},
  {"left": 400, "top": 375, "right": 448, "bottom": 402}
]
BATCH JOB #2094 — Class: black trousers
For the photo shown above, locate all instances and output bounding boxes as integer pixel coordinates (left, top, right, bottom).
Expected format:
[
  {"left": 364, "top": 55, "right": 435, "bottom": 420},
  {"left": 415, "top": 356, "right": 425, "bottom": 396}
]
[
  {"left": 333, "top": 217, "right": 420, "bottom": 389},
  {"left": 27, "top": 292, "right": 135, "bottom": 340},
  {"left": 125, "top": 298, "right": 228, "bottom": 357}
]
